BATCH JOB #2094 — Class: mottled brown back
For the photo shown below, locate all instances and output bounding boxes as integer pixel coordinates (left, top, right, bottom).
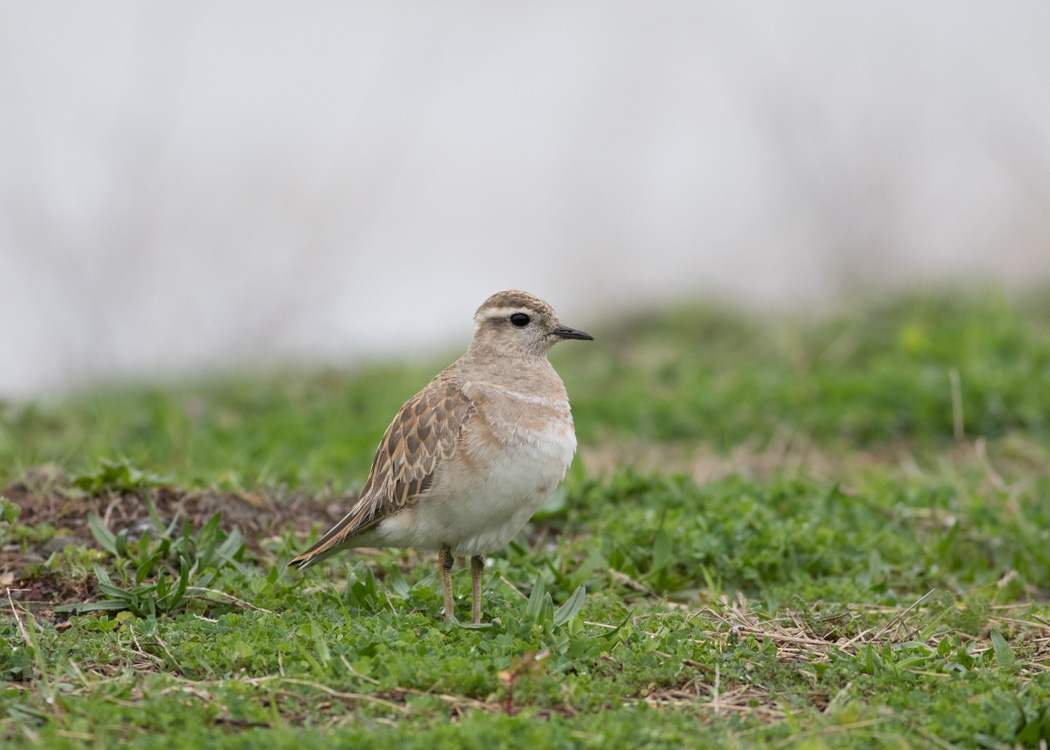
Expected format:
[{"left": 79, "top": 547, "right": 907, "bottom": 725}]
[{"left": 288, "top": 373, "right": 474, "bottom": 566}]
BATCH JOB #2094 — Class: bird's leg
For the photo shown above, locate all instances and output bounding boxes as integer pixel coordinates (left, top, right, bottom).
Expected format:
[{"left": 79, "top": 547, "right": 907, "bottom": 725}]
[
  {"left": 470, "top": 555, "right": 484, "bottom": 624},
  {"left": 440, "top": 543, "right": 455, "bottom": 621}
]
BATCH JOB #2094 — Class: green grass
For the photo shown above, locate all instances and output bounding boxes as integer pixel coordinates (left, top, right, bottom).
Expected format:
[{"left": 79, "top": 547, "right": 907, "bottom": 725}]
[
  {"left": 4, "top": 288, "right": 1049, "bottom": 488},
  {"left": 1, "top": 286, "right": 1049, "bottom": 748}
]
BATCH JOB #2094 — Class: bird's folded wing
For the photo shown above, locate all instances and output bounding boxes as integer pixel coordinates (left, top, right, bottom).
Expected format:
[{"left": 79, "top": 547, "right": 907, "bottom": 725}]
[{"left": 288, "top": 379, "right": 475, "bottom": 568}]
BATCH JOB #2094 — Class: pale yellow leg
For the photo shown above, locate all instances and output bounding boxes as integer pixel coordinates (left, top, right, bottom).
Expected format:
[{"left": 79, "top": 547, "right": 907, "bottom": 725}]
[
  {"left": 470, "top": 555, "right": 484, "bottom": 624},
  {"left": 440, "top": 543, "right": 454, "bottom": 621}
]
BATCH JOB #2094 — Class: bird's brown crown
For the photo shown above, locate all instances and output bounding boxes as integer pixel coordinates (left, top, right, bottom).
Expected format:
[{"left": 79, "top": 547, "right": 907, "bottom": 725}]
[{"left": 474, "top": 290, "right": 556, "bottom": 321}]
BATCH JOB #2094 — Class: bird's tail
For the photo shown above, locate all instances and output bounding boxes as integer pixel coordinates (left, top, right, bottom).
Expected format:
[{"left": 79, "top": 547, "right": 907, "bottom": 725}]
[
  {"left": 287, "top": 507, "right": 371, "bottom": 570},
  {"left": 287, "top": 533, "right": 345, "bottom": 570}
]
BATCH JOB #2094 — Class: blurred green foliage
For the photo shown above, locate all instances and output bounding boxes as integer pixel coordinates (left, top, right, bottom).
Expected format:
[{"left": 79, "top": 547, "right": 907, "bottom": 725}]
[
  {"left": 4, "top": 287, "right": 1050, "bottom": 491},
  {"left": 559, "top": 286, "right": 1050, "bottom": 447}
]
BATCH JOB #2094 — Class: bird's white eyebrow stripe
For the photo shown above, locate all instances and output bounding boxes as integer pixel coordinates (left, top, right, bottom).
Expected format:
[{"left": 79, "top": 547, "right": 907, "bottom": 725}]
[{"left": 476, "top": 306, "right": 535, "bottom": 320}]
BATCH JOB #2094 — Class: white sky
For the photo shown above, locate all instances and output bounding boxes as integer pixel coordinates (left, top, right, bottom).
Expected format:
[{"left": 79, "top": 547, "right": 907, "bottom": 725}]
[{"left": 2, "top": 2, "right": 1050, "bottom": 397}]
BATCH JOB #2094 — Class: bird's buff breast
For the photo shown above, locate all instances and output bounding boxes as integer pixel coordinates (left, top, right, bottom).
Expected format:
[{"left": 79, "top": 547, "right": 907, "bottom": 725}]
[{"left": 378, "top": 400, "right": 577, "bottom": 557}]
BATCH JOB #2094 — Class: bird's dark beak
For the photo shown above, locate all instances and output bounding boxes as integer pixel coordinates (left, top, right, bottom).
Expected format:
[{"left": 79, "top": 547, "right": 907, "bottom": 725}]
[{"left": 550, "top": 325, "right": 594, "bottom": 341}]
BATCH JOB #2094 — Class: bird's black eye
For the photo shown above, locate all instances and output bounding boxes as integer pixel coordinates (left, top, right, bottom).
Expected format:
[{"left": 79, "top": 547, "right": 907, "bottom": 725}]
[{"left": 510, "top": 313, "right": 530, "bottom": 327}]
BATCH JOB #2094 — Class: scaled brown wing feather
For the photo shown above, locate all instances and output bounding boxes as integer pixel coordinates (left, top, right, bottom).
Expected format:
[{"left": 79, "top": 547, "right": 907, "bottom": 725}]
[{"left": 288, "top": 379, "right": 474, "bottom": 568}]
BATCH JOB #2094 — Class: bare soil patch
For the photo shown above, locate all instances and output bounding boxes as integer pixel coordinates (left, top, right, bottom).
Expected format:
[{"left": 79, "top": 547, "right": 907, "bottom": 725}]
[{"left": 1, "top": 469, "right": 356, "bottom": 610}]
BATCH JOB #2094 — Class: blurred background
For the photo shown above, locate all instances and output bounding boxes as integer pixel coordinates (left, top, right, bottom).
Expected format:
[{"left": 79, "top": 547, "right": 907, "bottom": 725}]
[{"left": 3, "top": 1, "right": 1050, "bottom": 399}]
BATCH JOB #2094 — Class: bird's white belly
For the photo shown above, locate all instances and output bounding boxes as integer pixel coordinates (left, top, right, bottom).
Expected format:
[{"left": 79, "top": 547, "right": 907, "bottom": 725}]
[{"left": 377, "top": 420, "right": 577, "bottom": 557}]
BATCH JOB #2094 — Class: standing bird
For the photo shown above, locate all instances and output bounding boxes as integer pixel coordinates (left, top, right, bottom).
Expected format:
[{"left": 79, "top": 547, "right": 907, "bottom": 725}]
[{"left": 288, "top": 290, "right": 592, "bottom": 623}]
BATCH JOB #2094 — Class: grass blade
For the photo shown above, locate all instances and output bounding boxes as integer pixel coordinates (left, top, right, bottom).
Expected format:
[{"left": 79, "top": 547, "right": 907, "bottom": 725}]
[
  {"left": 525, "top": 574, "right": 546, "bottom": 624},
  {"left": 989, "top": 628, "right": 1017, "bottom": 668},
  {"left": 87, "top": 512, "right": 119, "bottom": 556},
  {"left": 553, "top": 585, "right": 587, "bottom": 627}
]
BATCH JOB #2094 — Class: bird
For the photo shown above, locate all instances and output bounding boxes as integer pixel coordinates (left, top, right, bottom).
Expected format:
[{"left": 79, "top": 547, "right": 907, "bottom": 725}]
[{"left": 288, "top": 290, "right": 593, "bottom": 623}]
